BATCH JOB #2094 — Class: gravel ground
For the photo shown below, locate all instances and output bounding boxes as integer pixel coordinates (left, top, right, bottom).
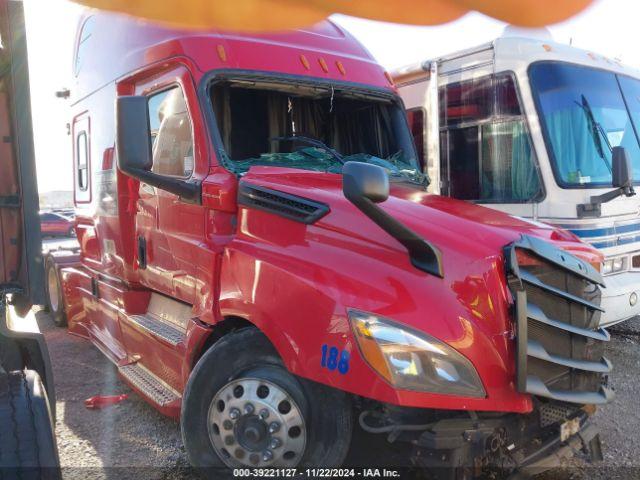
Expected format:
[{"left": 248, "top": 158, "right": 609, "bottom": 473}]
[{"left": 35, "top": 309, "right": 640, "bottom": 479}]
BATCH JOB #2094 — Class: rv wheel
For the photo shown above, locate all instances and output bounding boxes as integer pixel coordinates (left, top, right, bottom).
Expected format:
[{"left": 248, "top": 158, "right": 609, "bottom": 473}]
[
  {"left": 44, "top": 257, "right": 66, "bottom": 327},
  {"left": 181, "top": 328, "right": 352, "bottom": 473}
]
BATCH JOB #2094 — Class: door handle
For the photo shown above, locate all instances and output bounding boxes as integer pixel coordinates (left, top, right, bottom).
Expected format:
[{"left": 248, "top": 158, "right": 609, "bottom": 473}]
[{"left": 137, "top": 236, "right": 147, "bottom": 269}]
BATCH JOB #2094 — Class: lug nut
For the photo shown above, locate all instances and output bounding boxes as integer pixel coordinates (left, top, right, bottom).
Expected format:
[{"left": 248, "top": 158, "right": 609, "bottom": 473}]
[
  {"left": 259, "top": 408, "right": 270, "bottom": 420},
  {"left": 268, "top": 422, "right": 281, "bottom": 434},
  {"left": 262, "top": 450, "right": 273, "bottom": 462},
  {"left": 223, "top": 420, "right": 233, "bottom": 430},
  {"left": 229, "top": 408, "right": 241, "bottom": 420},
  {"left": 224, "top": 435, "right": 235, "bottom": 446},
  {"left": 270, "top": 438, "right": 282, "bottom": 449},
  {"left": 244, "top": 403, "right": 255, "bottom": 415}
]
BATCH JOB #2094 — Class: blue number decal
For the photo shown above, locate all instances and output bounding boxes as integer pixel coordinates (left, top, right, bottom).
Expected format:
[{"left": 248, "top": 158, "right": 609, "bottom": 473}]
[
  {"left": 338, "top": 350, "right": 350, "bottom": 374},
  {"left": 320, "top": 344, "right": 349, "bottom": 374}
]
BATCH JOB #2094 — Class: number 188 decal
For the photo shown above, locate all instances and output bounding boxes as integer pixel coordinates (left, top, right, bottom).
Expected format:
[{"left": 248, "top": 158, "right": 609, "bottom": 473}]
[{"left": 320, "top": 344, "right": 350, "bottom": 374}]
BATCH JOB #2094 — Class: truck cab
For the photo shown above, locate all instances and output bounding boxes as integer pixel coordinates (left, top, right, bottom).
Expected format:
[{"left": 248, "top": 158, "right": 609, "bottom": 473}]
[
  {"left": 395, "top": 34, "right": 640, "bottom": 327},
  {"left": 49, "top": 12, "right": 612, "bottom": 475}
]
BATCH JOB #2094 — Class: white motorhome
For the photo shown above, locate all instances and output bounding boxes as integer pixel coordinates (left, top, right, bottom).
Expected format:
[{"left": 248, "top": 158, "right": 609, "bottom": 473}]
[{"left": 395, "top": 35, "right": 640, "bottom": 327}]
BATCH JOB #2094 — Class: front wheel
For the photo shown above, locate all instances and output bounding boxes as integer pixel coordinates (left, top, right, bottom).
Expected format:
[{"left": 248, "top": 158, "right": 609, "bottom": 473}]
[{"left": 181, "top": 328, "right": 353, "bottom": 472}]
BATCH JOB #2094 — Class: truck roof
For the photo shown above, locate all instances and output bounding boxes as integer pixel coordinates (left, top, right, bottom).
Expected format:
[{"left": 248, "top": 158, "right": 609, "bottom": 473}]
[
  {"left": 72, "top": 11, "right": 391, "bottom": 103},
  {"left": 392, "top": 35, "right": 640, "bottom": 86}
]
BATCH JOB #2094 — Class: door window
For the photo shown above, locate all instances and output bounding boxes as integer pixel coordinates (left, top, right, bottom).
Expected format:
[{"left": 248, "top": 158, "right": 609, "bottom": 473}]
[
  {"left": 73, "top": 115, "right": 91, "bottom": 204},
  {"left": 147, "top": 86, "right": 194, "bottom": 178},
  {"left": 440, "top": 73, "right": 541, "bottom": 202},
  {"left": 77, "top": 131, "right": 89, "bottom": 191}
]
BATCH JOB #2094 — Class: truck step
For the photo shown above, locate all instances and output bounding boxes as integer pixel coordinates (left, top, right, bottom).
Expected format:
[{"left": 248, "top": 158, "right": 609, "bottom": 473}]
[
  {"left": 118, "top": 363, "right": 181, "bottom": 407},
  {"left": 128, "top": 312, "right": 185, "bottom": 346}
]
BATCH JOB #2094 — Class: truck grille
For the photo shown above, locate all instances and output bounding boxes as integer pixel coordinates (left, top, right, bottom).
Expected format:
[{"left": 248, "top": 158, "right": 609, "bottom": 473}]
[{"left": 505, "top": 235, "right": 614, "bottom": 405}]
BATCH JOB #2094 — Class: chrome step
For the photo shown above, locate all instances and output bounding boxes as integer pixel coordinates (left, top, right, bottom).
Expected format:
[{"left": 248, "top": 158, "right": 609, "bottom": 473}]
[
  {"left": 119, "top": 363, "right": 181, "bottom": 406},
  {"left": 128, "top": 312, "right": 185, "bottom": 346}
]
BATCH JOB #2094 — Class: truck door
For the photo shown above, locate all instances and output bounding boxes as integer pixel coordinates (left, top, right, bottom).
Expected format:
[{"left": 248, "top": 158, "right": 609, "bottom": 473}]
[{"left": 133, "top": 66, "right": 207, "bottom": 306}]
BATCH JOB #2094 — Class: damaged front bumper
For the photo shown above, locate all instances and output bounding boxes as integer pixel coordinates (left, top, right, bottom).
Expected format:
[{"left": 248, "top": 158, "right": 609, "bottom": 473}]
[{"left": 412, "top": 403, "right": 602, "bottom": 479}]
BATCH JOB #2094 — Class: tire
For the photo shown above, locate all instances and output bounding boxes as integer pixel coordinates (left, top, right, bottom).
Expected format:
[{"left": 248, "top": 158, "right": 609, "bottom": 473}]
[
  {"left": 181, "top": 328, "right": 353, "bottom": 473},
  {"left": 0, "top": 370, "right": 60, "bottom": 480},
  {"left": 44, "top": 257, "right": 66, "bottom": 327}
]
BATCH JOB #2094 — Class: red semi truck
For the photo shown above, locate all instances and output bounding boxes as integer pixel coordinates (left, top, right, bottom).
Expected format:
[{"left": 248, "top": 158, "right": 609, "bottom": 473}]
[{"left": 45, "top": 11, "right": 612, "bottom": 475}]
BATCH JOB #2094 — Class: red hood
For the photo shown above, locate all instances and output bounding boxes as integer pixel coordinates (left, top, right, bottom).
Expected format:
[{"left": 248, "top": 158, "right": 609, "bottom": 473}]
[{"left": 241, "top": 167, "right": 601, "bottom": 264}]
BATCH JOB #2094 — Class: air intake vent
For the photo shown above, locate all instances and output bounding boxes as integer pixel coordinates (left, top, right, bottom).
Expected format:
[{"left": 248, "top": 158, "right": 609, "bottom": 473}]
[
  {"left": 238, "top": 183, "right": 330, "bottom": 225},
  {"left": 505, "top": 235, "right": 613, "bottom": 405}
]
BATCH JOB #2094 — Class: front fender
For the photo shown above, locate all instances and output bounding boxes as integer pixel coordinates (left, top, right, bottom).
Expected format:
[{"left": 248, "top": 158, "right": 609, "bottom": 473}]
[{"left": 217, "top": 213, "right": 532, "bottom": 414}]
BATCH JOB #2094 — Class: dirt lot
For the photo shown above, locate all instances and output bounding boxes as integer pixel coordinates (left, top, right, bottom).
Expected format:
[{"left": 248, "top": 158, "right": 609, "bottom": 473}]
[{"left": 36, "top": 309, "right": 640, "bottom": 479}]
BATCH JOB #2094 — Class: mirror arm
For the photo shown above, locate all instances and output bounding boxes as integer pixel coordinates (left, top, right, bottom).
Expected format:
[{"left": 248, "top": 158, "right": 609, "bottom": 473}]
[
  {"left": 124, "top": 167, "right": 202, "bottom": 204},
  {"left": 345, "top": 190, "right": 443, "bottom": 278},
  {"left": 577, "top": 185, "right": 636, "bottom": 218}
]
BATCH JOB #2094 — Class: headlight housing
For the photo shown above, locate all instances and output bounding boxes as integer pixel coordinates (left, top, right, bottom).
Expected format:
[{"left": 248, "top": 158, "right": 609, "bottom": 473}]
[
  {"left": 602, "top": 256, "right": 627, "bottom": 275},
  {"left": 349, "top": 310, "right": 485, "bottom": 398}
]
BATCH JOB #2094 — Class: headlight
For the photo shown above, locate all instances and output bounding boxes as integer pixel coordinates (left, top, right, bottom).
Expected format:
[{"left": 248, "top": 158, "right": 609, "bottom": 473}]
[
  {"left": 602, "top": 256, "right": 627, "bottom": 275},
  {"left": 349, "top": 310, "right": 485, "bottom": 398}
]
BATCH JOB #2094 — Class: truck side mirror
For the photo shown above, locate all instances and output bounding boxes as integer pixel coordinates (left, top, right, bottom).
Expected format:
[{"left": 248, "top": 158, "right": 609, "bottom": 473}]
[
  {"left": 115, "top": 96, "right": 201, "bottom": 203},
  {"left": 612, "top": 146, "right": 634, "bottom": 193},
  {"left": 116, "top": 96, "right": 153, "bottom": 172},
  {"left": 342, "top": 161, "right": 443, "bottom": 277},
  {"left": 342, "top": 161, "right": 389, "bottom": 204}
]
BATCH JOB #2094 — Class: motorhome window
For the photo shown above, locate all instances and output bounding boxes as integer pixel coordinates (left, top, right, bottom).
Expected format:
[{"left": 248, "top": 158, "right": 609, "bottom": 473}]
[
  {"left": 209, "top": 82, "right": 425, "bottom": 184},
  {"left": 617, "top": 76, "right": 640, "bottom": 158},
  {"left": 76, "top": 131, "right": 88, "bottom": 191},
  {"left": 407, "top": 108, "right": 425, "bottom": 169},
  {"left": 440, "top": 74, "right": 540, "bottom": 202},
  {"left": 74, "top": 16, "right": 95, "bottom": 76},
  {"left": 147, "top": 87, "right": 194, "bottom": 178},
  {"left": 530, "top": 62, "right": 640, "bottom": 187}
]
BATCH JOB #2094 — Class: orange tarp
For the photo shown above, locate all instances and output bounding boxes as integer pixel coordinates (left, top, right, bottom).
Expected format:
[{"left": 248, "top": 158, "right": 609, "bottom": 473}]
[{"left": 72, "top": 0, "right": 594, "bottom": 31}]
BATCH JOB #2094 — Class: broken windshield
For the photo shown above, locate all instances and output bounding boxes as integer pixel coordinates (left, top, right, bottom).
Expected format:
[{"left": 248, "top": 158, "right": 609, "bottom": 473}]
[{"left": 209, "top": 80, "right": 426, "bottom": 185}]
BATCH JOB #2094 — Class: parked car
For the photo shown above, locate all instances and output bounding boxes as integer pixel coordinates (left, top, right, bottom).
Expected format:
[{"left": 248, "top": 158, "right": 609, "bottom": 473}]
[{"left": 39, "top": 211, "right": 75, "bottom": 237}]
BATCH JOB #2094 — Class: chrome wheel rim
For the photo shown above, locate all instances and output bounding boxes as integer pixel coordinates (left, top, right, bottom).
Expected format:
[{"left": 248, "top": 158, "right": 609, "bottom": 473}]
[
  {"left": 47, "top": 266, "right": 59, "bottom": 312},
  {"left": 207, "top": 377, "right": 306, "bottom": 468}
]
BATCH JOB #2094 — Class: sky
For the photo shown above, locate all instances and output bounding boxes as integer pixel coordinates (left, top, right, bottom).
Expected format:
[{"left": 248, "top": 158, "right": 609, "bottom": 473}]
[{"left": 22, "top": 0, "right": 640, "bottom": 193}]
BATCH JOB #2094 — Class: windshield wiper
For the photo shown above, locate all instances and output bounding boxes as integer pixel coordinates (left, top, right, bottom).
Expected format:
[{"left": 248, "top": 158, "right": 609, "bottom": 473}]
[
  {"left": 575, "top": 94, "right": 613, "bottom": 173},
  {"left": 271, "top": 135, "right": 345, "bottom": 165}
]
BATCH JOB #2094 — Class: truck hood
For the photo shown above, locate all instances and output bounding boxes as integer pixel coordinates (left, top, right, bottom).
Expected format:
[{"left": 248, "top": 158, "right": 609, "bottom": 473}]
[{"left": 241, "top": 167, "right": 598, "bottom": 262}]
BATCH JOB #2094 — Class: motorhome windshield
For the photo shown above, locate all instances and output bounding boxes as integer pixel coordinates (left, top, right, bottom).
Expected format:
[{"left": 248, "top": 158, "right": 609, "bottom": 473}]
[
  {"left": 210, "top": 80, "right": 425, "bottom": 184},
  {"left": 530, "top": 62, "right": 640, "bottom": 188}
]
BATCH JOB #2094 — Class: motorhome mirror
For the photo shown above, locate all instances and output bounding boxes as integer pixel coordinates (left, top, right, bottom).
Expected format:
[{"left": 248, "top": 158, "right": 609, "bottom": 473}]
[
  {"left": 612, "top": 146, "right": 633, "bottom": 191},
  {"left": 116, "top": 96, "right": 153, "bottom": 172},
  {"left": 342, "top": 161, "right": 389, "bottom": 204}
]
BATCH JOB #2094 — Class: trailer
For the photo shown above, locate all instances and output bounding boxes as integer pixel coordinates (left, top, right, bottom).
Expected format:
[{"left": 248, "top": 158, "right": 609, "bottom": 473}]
[
  {"left": 394, "top": 33, "right": 640, "bottom": 327},
  {"left": 1, "top": 0, "right": 60, "bottom": 477}
]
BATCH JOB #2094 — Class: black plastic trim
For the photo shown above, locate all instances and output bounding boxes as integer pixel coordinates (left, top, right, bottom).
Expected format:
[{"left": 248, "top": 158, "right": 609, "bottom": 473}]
[
  {"left": 526, "top": 375, "right": 614, "bottom": 405},
  {"left": 238, "top": 182, "right": 330, "bottom": 225},
  {"left": 519, "top": 269, "right": 604, "bottom": 312},
  {"left": 505, "top": 234, "right": 612, "bottom": 405},
  {"left": 527, "top": 302, "right": 610, "bottom": 341},
  {"left": 527, "top": 339, "right": 612, "bottom": 373}
]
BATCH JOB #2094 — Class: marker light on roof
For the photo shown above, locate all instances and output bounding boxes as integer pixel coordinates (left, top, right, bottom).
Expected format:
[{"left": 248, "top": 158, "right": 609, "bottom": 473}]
[
  {"left": 318, "top": 57, "right": 329, "bottom": 73},
  {"left": 299, "top": 54, "right": 310, "bottom": 71},
  {"left": 216, "top": 45, "right": 227, "bottom": 62}
]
